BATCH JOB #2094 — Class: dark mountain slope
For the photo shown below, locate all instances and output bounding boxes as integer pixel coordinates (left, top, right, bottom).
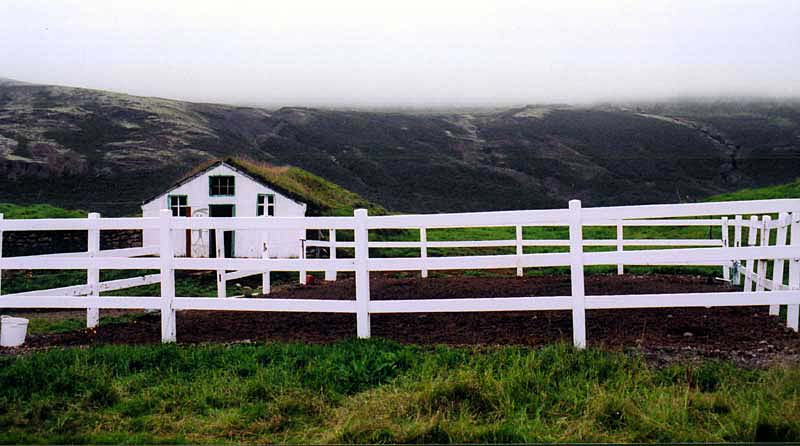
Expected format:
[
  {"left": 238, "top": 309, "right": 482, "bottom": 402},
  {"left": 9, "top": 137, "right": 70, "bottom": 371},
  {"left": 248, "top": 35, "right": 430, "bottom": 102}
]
[
  {"left": 1, "top": 81, "right": 798, "bottom": 215},
  {"left": 629, "top": 100, "right": 800, "bottom": 186}
]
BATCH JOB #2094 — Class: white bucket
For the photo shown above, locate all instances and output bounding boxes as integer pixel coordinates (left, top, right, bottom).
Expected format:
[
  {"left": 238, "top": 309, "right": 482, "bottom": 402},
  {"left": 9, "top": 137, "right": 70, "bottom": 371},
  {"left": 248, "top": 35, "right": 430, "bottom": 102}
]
[{"left": 0, "top": 316, "right": 29, "bottom": 347}]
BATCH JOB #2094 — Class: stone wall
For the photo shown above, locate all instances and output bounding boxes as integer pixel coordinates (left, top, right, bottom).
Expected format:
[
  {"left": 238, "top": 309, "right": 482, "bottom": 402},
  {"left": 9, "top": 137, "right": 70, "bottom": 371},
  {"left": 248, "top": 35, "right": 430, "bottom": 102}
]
[{"left": 2, "top": 229, "right": 142, "bottom": 257}]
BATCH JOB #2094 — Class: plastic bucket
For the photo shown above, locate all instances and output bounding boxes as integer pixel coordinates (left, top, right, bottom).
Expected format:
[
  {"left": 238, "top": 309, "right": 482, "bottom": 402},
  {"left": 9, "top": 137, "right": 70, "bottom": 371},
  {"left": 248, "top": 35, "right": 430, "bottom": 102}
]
[{"left": 0, "top": 316, "right": 29, "bottom": 347}]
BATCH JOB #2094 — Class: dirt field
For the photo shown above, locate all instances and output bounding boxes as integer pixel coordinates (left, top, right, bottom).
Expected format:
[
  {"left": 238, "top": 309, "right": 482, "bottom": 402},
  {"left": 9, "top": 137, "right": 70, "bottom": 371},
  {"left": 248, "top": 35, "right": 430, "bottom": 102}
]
[{"left": 5, "top": 273, "right": 800, "bottom": 366}]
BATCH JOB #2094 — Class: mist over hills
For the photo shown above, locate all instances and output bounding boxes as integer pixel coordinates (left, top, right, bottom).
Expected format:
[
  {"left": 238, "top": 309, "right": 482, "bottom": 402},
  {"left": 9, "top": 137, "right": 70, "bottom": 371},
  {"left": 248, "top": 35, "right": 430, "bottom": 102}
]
[{"left": 1, "top": 80, "right": 799, "bottom": 216}]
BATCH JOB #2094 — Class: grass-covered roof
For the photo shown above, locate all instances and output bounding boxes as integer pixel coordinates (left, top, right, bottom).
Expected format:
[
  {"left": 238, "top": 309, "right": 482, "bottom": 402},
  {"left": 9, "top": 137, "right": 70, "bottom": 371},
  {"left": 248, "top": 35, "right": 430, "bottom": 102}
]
[{"left": 175, "top": 157, "right": 386, "bottom": 216}]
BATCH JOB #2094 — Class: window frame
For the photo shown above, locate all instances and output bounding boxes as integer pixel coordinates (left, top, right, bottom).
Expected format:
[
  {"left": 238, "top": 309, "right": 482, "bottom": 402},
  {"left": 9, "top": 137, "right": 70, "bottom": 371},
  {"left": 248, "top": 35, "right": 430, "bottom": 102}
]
[
  {"left": 257, "top": 193, "right": 275, "bottom": 217},
  {"left": 168, "top": 194, "right": 190, "bottom": 217},
  {"left": 208, "top": 175, "right": 236, "bottom": 197}
]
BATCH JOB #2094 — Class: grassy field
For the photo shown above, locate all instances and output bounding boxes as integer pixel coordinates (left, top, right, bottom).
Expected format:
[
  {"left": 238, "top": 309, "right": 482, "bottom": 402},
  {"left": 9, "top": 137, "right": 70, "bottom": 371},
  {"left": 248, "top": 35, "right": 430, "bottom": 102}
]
[
  {"left": 0, "top": 203, "right": 86, "bottom": 219},
  {"left": 705, "top": 178, "right": 800, "bottom": 202},
  {"left": 0, "top": 340, "right": 798, "bottom": 444},
  {"left": 25, "top": 312, "right": 145, "bottom": 336}
]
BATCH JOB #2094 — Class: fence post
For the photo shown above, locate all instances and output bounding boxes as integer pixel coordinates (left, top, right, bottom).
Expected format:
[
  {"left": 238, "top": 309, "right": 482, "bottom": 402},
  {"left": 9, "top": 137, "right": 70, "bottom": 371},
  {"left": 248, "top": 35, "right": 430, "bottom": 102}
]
[
  {"left": 568, "top": 200, "right": 586, "bottom": 349},
  {"left": 299, "top": 239, "right": 307, "bottom": 285},
  {"left": 744, "top": 215, "right": 759, "bottom": 292},
  {"left": 86, "top": 212, "right": 101, "bottom": 328},
  {"left": 516, "top": 224, "right": 523, "bottom": 277},
  {"left": 721, "top": 216, "right": 730, "bottom": 281},
  {"left": 734, "top": 215, "right": 742, "bottom": 248},
  {"left": 756, "top": 216, "right": 770, "bottom": 294},
  {"left": 734, "top": 215, "right": 743, "bottom": 285},
  {"left": 0, "top": 213, "right": 4, "bottom": 296},
  {"left": 261, "top": 233, "right": 270, "bottom": 295},
  {"left": 616, "top": 220, "right": 624, "bottom": 275},
  {"left": 215, "top": 229, "right": 226, "bottom": 298},
  {"left": 159, "top": 209, "right": 176, "bottom": 343},
  {"left": 420, "top": 226, "right": 428, "bottom": 278},
  {"left": 770, "top": 212, "right": 789, "bottom": 315},
  {"left": 788, "top": 211, "right": 800, "bottom": 331},
  {"left": 354, "top": 208, "right": 371, "bottom": 338},
  {"left": 325, "top": 229, "right": 337, "bottom": 281}
]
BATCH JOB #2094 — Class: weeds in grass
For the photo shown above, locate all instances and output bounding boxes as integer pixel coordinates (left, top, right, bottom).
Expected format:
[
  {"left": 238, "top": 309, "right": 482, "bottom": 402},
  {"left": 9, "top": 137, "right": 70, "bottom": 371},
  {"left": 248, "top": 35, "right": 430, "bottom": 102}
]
[{"left": 0, "top": 340, "right": 798, "bottom": 443}]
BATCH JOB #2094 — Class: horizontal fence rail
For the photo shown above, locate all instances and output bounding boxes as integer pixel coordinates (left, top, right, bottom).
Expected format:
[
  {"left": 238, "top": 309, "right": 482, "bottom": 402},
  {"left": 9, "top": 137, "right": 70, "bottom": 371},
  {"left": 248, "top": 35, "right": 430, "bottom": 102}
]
[{"left": 0, "top": 198, "right": 799, "bottom": 346}]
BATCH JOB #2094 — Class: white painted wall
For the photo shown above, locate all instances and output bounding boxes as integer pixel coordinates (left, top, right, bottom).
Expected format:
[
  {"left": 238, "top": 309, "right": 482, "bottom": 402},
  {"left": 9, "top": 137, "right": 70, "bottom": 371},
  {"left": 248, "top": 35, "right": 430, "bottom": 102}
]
[{"left": 142, "top": 163, "right": 307, "bottom": 258}]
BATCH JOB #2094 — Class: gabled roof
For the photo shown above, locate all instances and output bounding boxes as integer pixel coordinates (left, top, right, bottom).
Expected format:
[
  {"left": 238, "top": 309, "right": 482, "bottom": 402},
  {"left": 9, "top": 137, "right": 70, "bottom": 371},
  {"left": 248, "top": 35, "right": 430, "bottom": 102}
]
[
  {"left": 142, "top": 160, "right": 307, "bottom": 208},
  {"left": 142, "top": 157, "right": 385, "bottom": 216}
]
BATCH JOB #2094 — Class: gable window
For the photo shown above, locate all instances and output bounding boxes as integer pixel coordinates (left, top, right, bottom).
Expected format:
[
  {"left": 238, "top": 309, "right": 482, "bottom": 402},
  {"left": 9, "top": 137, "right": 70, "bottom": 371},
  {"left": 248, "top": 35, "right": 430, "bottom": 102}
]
[
  {"left": 209, "top": 176, "right": 235, "bottom": 196},
  {"left": 168, "top": 195, "right": 190, "bottom": 217},
  {"left": 257, "top": 194, "right": 275, "bottom": 216}
]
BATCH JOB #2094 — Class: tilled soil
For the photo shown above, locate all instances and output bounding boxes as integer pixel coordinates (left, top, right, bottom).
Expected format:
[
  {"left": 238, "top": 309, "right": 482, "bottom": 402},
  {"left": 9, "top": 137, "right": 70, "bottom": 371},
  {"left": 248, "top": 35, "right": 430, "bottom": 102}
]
[{"left": 5, "top": 273, "right": 800, "bottom": 367}]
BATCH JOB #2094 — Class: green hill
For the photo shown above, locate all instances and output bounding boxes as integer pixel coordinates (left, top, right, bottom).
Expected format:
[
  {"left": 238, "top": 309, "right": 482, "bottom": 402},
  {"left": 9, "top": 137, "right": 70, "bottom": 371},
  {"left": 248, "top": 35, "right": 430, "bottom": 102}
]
[
  {"left": 705, "top": 178, "right": 800, "bottom": 202},
  {"left": 3, "top": 80, "right": 800, "bottom": 216}
]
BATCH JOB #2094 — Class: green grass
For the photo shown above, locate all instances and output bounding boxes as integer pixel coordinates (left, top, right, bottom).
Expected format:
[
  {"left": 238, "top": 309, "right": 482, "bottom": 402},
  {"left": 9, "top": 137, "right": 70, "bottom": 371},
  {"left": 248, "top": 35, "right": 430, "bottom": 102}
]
[
  {"left": 26, "top": 313, "right": 147, "bottom": 335},
  {"left": 0, "top": 340, "right": 798, "bottom": 443},
  {"left": 705, "top": 178, "right": 800, "bottom": 202},
  {"left": 358, "top": 224, "right": 722, "bottom": 277},
  {"left": 0, "top": 203, "right": 86, "bottom": 219},
  {"left": 24, "top": 317, "right": 86, "bottom": 335},
  {"left": 0, "top": 269, "right": 303, "bottom": 299}
]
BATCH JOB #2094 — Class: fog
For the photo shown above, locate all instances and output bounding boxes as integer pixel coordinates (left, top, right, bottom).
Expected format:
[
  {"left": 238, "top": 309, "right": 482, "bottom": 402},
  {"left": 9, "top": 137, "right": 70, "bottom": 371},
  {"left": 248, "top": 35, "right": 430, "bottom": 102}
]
[{"left": 2, "top": 0, "right": 798, "bottom": 106}]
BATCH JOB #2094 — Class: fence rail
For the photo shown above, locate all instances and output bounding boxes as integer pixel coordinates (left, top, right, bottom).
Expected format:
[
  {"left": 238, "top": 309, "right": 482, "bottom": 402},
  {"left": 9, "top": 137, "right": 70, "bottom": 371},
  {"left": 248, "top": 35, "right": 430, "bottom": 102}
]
[{"left": 0, "top": 198, "right": 799, "bottom": 346}]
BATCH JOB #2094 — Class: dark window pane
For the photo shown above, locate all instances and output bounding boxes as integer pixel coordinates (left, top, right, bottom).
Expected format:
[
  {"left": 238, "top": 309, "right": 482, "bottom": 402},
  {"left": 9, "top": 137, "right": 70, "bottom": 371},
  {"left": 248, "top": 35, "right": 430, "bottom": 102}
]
[
  {"left": 210, "top": 176, "right": 235, "bottom": 195},
  {"left": 267, "top": 194, "right": 275, "bottom": 204},
  {"left": 267, "top": 205, "right": 274, "bottom": 216},
  {"left": 257, "top": 206, "right": 264, "bottom": 216},
  {"left": 169, "top": 195, "right": 189, "bottom": 217}
]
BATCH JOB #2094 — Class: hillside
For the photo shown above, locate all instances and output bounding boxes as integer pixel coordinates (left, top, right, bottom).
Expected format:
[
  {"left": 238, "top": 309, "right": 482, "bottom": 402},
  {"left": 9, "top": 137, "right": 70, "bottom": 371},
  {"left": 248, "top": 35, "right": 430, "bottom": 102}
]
[
  {"left": 1, "top": 81, "right": 799, "bottom": 215},
  {"left": 705, "top": 178, "right": 800, "bottom": 202}
]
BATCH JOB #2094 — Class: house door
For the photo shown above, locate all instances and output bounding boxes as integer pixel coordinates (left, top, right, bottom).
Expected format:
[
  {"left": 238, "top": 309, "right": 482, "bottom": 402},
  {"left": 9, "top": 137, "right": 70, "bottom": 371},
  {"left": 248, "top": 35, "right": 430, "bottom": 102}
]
[{"left": 209, "top": 204, "right": 235, "bottom": 258}]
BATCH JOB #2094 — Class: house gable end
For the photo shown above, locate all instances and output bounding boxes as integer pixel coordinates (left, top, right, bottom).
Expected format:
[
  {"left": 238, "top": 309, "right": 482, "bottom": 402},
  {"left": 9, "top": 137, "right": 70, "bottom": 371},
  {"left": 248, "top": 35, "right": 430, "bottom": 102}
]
[{"left": 142, "top": 161, "right": 308, "bottom": 210}]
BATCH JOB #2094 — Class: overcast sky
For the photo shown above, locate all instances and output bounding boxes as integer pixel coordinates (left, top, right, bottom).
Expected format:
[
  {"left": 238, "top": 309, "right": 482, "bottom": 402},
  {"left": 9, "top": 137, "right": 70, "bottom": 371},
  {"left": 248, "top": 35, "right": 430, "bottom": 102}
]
[{"left": 1, "top": 0, "right": 799, "bottom": 106}]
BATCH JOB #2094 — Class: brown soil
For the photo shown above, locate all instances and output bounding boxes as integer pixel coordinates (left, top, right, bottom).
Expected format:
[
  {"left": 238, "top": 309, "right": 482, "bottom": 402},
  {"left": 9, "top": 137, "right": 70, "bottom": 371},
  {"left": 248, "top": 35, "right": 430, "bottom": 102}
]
[{"left": 5, "top": 273, "right": 800, "bottom": 367}]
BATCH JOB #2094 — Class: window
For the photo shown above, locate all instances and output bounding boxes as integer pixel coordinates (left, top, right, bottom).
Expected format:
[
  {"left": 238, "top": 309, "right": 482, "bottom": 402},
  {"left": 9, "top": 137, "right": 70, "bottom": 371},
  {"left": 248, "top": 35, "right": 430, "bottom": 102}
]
[
  {"left": 209, "top": 176, "right": 235, "bottom": 196},
  {"left": 168, "top": 195, "right": 190, "bottom": 217},
  {"left": 257, "top": 193, "right": 275, "bottom": 216}
]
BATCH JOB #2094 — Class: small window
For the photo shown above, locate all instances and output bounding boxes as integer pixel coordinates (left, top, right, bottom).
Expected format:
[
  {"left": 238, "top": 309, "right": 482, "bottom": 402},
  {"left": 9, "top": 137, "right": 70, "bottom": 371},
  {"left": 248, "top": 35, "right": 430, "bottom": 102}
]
[
  {"left": 209, "top": 176, "right": 235, "bottom": 196},
  {"left": 168, "top": 195, "right": 190, "bottom": 217},
  {"left": 257, "top": 193, "right": 275, "bottom": 216}
]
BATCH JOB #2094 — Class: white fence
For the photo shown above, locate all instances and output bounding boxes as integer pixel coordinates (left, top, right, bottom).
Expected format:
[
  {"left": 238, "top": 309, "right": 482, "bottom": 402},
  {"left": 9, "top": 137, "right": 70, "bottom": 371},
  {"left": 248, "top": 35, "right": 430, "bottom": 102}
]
[{"left": 0, "top": 198, "right": 799, "bottom": 347}]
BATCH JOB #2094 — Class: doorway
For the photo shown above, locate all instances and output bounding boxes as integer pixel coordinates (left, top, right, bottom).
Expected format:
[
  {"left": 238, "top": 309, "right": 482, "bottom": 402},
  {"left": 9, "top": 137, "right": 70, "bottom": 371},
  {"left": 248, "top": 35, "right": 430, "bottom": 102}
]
[{"left": 209, "top": 204, "right": 235, "bottom": 258}]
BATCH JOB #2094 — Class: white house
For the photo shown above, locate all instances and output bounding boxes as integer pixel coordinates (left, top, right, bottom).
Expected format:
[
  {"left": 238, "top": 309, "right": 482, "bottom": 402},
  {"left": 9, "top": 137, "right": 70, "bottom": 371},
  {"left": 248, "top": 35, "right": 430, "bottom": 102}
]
[{"left": 142, "top": 160, "right": 307, "bottom": 258}]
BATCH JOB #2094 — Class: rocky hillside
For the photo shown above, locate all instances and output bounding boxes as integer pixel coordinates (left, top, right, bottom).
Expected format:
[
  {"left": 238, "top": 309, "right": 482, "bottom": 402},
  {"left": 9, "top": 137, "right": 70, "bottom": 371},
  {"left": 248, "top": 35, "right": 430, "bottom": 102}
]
[{"left": 1, "top": 80, "right": 798, "bottom": 215}]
